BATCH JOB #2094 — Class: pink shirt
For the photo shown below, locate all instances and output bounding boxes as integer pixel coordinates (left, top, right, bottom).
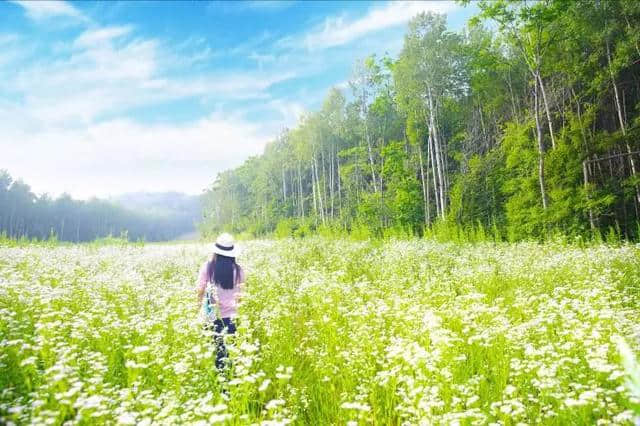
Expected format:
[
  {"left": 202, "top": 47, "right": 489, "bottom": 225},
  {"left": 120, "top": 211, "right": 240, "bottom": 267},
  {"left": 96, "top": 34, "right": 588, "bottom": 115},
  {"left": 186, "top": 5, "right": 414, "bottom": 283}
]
[{"left": 198, "top": 261, "right": 245, "bottom": 318}]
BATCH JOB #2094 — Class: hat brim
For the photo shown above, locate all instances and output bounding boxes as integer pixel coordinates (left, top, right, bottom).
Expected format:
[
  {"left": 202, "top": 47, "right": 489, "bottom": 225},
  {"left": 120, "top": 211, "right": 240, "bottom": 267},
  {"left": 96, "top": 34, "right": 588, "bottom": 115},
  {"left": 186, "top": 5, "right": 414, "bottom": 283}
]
[{"left": 213, "top": 246, "right": 239, "bottom": 257}]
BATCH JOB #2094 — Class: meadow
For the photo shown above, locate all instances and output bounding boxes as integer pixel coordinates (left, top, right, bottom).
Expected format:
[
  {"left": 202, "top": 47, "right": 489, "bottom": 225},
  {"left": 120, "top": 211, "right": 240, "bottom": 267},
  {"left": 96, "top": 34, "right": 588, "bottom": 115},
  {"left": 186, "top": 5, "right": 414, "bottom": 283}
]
[{"left": 1, "top": 238, "right": 639, "bottom": 425}]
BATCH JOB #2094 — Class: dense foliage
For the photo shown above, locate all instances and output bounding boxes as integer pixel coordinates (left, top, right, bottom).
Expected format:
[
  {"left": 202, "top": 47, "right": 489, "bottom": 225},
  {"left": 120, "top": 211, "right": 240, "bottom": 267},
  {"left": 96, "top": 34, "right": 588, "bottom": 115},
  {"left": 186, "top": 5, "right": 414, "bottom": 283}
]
[
  {"left": 201, "top": 0, "right": 640, "bottom": 240},
  {"left": 1, "top": 239, "right": 639, "bottom": 424},
  {"left": 0, "top": 170, "right": 200, "bottom": 242}
]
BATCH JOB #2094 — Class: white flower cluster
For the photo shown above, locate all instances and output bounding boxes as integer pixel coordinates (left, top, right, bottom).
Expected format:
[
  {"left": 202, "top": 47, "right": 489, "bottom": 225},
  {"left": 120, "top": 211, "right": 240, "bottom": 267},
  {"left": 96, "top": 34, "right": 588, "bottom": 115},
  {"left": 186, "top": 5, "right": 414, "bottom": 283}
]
[{"left": 0, "top": 238, "right": 639, "bottom": 424}]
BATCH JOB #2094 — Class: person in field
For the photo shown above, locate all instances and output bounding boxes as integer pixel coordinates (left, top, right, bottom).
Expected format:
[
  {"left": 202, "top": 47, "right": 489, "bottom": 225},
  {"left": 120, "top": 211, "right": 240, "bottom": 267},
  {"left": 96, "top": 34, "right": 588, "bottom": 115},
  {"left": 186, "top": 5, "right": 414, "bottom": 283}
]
[{"left": 197, "top": 233, "right": 245, "bottom": 371}]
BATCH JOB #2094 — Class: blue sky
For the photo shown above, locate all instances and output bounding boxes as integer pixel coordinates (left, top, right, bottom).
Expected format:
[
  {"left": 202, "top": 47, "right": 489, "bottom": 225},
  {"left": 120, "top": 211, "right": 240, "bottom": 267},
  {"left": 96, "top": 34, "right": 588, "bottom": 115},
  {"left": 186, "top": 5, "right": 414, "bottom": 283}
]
[{"left": 0, "top": 0, "right": 477, "bottom": 199}]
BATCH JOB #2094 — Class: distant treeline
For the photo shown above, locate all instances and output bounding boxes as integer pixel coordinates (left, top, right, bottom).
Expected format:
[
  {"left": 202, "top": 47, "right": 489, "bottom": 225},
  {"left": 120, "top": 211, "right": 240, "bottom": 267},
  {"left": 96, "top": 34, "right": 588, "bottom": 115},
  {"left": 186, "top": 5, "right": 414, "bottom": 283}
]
[
  {"left": 201, "top": 0, "right": 640, "bottom": 241},
  {"left": 0, "top": 170, "right": 201, "bottom": 242}
]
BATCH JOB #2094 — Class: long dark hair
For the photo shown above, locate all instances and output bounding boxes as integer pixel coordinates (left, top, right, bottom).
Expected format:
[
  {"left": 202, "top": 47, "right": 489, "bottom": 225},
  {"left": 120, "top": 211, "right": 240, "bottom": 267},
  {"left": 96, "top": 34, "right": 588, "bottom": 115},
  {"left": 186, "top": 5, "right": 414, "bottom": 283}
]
[{"left": 207, "top": 254, "right": 237, "bottom": 289}]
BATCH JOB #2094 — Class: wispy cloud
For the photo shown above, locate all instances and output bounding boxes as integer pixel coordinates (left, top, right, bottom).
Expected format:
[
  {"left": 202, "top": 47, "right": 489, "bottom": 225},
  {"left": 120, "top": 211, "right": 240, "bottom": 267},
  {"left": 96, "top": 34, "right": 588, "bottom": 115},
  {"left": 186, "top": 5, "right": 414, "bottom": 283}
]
[
  {"left": 0, "top": 34, "right": 26, "bottom": 68},
  {"left": 2, "top": 24, "right": 296, "bottom": 126},
  {"left": 228, "top": 30, "right": 274, "bottom": 56},
  {"left": 10, "top": 0, "right": 87, "bottom": 22},
  {"left": 300, "top": 1, "right": 459, "bottom": 50},
  {"left": 74, "top": 25, "right": 133, "bottom": 47},
  {"left": 248, "top": 51, "right": 276, "bottom": 68}
]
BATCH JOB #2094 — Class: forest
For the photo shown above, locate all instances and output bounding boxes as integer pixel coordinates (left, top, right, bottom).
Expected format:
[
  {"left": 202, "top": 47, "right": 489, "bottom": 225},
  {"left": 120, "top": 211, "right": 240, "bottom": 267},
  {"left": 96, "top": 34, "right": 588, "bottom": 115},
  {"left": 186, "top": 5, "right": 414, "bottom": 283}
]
[
  {"left": 200, "top": 0, "right": 640, "bottom": 241},
  {"left": 0, "top": 170, "right": 200, "bottom": 242}
]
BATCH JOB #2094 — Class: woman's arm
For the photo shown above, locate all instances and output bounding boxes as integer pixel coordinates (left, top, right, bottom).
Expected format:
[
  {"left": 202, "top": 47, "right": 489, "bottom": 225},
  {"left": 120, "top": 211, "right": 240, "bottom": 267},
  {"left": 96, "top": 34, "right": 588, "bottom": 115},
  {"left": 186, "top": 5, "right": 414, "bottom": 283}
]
[
  {"left": 197, "top": 262, "right": 208, "bottom": 305},
  {"left": 238, "top": 265, "right": 246, "bottom": 286},
  {"left": 236, "top": 265, "right": 246, "bottom": 301}
]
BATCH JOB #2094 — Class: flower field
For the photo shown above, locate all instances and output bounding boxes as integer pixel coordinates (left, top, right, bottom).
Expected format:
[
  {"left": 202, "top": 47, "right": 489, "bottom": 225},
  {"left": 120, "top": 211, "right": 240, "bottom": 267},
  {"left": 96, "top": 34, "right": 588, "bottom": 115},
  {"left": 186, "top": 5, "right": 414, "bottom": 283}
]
[{"left": 1, "top": 239, "right": 640, "bottom": 425}]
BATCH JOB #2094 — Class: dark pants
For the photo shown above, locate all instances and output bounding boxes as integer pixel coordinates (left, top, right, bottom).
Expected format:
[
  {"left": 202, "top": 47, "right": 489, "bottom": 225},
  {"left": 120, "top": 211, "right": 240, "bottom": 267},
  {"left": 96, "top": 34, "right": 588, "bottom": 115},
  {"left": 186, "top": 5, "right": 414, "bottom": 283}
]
[{"left": 208, "top": 317, "right": 236, "bottom": 371}]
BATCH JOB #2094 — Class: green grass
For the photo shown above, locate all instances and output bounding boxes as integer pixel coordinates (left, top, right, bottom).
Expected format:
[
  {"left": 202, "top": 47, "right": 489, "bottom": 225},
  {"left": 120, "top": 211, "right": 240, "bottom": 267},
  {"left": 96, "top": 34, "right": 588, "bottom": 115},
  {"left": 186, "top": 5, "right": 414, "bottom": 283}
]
[{"left": 0, "top": 238, "right": 639, "bottom": 424}]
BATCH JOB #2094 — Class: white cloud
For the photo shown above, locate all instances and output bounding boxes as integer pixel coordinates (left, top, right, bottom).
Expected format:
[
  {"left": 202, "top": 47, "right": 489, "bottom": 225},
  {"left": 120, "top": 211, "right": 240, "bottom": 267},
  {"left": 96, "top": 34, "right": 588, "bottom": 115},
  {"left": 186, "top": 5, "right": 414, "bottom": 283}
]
[
  {"left": 248, "top": 51, "right": 276, "bottom": 67},
  {"left": 172, "top": 70, "right": 296, "bottom": 100},
  {"left": 2, "top": 26, "right": 295, "bottom": 127},
  {"left": 10, "top": 0, "right": 87, "bottom": 22},
  {"left": 7, "top": 36, "right": 158, "bottom": 125},
  {"left": 0, "top": 34, "right": 27, "bottom": 68},
  {"left": 1, "top": 114, "right": 273, "bottom": 198},
  {"left": 0, "top": 19, "right": 300, "bottom": 198},
  {"left": 302, "top": 1, "right": 459, "bottom": 50},
  {"left": 74, "top": 25, "right": 133, "bottom": 47},
  {"left": 228, "top": 30, "right": 274, "bottom": 56}
]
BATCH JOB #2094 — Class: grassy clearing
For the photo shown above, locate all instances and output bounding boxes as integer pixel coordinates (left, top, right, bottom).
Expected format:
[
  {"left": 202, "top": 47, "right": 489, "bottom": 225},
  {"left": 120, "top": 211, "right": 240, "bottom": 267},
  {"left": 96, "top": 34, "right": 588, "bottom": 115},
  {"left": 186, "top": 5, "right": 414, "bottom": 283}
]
[{"left": 1, "top": 238, "right": 639, "bottom": 424}]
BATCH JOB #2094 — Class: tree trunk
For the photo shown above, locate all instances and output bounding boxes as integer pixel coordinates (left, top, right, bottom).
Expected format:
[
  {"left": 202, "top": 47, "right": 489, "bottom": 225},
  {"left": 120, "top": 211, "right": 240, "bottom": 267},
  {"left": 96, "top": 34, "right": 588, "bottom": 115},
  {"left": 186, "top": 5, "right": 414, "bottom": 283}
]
[
  {"left": 321, "top": 147, "right": 328, "bottom": 218},
  {"left": 428, "top": 125, "right": 440, "bottom": 218},
  {"left": 507, "top": 69, "right": 520, "bottom": 123},
  {"left": 435, "top": 103, "right": 450, "bottom": 201},
  {"left": 534, "top": 76, "right": 549, "bottom": 210},
  {"left": 572, "top": 88, "right": 597, "bottom": 228},
  {"left": 311, "top": 163, "right": 317, "bottom": 225},
  {"left": 380, "top": 116, "right": 387, "bottom": 193},
  {"left": 329, "top": 145, "right": 334, "bottom": 219},
  {"left": 336, "top": 152, "right": 342, "bottom": 213},
  {"left": 418, "top": 142, "right": 430, "bottom": 225},
  {"left": 607, "top": 38, "right": 640, "bottom": 205},
  {"left": 365, "top": 125, "right": 378, "bottom": 193},
  {"left": 298, "top": 162, "right": 304, "bottom": 218},
  {"left": 537, "top": 73, "right": 556, "bottom": 149},
  {"left": 380, "top": 147, "right": 386, "bottom": 228},
  {"left": 282, "top": 167, "right": 287, "bottom": 204},
  {"left": 314, "top": 154, "right": 325, "bottom": 225},
  {"left": 623, "top": 14, "right": 640, "bottom": 59},
  {"left": 583, "top": 160, "right": 595, "bottom": 230},
  {"left": 479, "top": 104, "right": 487, "bottom": 149},
  {"left": 427, "top": 88, "right": 446, "bottom": 218},
  {"left": 560, "top": 85, "right": 566, "bottom": 134},
  {"left": 622, "top": 83, "right": 628, "bottom": 129}
]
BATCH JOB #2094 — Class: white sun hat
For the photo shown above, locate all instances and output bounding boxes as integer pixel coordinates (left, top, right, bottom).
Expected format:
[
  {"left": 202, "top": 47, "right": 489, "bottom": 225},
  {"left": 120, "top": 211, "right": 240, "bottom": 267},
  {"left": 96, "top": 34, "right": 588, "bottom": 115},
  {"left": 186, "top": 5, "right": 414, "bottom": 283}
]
[{"left": 212, "top": 232, "right": 239, "bottom": 258}]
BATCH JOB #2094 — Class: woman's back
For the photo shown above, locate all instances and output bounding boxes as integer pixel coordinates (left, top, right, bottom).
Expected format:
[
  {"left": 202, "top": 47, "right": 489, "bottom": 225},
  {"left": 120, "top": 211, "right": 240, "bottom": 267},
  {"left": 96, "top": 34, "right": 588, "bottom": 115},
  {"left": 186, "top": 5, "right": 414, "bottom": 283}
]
[
  {"left": 212, "top": 264, "right": 244, "bottom": 318},
  {"left": 198, "top": 261, "right": 245, "bottom": 318}
]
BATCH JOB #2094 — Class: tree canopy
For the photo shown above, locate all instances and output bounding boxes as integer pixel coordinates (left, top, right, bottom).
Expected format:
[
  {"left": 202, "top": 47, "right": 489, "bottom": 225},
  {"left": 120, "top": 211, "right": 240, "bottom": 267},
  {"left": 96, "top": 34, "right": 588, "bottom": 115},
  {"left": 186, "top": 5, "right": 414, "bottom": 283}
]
[{"left": 200, "top": 1, "right": 640, "bottom": 240}]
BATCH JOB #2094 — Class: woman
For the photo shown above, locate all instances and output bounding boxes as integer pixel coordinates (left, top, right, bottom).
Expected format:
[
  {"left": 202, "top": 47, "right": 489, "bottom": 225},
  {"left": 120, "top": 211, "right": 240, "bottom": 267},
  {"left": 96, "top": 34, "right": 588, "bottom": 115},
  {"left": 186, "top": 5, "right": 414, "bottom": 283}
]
[{"left": 197, "top": 233, "right": 245, "bottom": 371}]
